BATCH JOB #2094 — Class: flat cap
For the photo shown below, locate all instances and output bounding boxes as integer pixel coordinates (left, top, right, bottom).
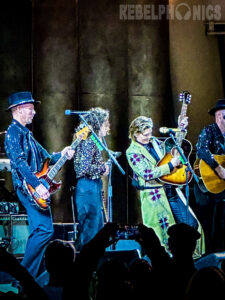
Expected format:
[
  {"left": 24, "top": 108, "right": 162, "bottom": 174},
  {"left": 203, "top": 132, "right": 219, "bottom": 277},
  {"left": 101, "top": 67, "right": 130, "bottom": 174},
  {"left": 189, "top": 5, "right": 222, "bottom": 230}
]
[{"left": 167, "top": 223, "right": 200, "bottom": 241}]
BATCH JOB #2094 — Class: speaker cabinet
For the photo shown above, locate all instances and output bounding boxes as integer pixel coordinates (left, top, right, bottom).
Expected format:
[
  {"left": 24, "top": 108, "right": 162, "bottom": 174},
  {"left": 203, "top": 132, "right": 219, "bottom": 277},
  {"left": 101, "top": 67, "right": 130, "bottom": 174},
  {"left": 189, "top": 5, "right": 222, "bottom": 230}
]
[{"left": 0, "top": 214, "right": 29, "bottom": 257}]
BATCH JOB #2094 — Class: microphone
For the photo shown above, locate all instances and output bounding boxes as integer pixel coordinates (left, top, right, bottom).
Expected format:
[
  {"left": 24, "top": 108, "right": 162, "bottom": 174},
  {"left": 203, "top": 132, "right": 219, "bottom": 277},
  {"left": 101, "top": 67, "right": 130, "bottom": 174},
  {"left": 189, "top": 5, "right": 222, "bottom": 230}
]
[
  {"left": 65, "top": 110, "right": 90, "bottom": 115},
  {"left": 106, "top": 152, "right": 122, "bottom": 164},
  {"left": 159, "top": 127, "right": 187, "bottom": 134}
]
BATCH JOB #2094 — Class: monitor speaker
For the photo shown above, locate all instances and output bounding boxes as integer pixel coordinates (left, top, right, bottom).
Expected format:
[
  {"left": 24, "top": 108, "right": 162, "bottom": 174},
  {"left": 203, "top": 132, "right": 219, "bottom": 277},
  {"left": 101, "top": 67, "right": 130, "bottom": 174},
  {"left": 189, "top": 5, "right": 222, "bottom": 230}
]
[
  {"left": 0, "top": 214, "right": 29, "bottom": 257},
  {"left": 195, "top": 251, "right": 225, "bottom": 269}
]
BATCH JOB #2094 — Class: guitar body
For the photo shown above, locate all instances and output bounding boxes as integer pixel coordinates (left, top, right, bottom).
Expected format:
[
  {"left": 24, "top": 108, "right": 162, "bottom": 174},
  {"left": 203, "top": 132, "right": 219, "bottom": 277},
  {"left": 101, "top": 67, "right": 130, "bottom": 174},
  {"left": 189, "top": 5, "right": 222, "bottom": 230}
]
[
  {"left": 24, "top": 126, "right": 90, "bottom": 210},
  {"left": 195, "top": 155, "right": 225, "bottom": 194},
  {"left": 26, "top": 159, "right": 62, "bottom": 210},
  {"left": 157, "top": 137, "right": 193, "bottom": 185},
  {"left": 193, "top": 158, "right": 208, "bottom": 193}
]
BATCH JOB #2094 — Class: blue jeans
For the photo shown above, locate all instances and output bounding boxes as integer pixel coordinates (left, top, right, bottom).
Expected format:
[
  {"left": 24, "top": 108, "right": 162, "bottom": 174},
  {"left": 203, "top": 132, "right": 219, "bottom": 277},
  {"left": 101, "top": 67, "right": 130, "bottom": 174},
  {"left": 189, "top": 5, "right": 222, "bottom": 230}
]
[
  {"left": 165, "top": 186, "right": 198, "bottom": 230},
  {"left": 74, "top": 177, "right": 104, "bottom": 249},
  {"left": 16, "top": 188, "right": 54, "bottom": 278}
]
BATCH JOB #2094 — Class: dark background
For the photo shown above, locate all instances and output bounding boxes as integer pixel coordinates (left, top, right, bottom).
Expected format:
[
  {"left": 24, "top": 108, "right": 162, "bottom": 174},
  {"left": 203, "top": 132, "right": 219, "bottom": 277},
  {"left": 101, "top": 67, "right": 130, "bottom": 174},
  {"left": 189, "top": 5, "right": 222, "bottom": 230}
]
[{"left": 0, "top": 0, "right": 224, "bottom": 225}]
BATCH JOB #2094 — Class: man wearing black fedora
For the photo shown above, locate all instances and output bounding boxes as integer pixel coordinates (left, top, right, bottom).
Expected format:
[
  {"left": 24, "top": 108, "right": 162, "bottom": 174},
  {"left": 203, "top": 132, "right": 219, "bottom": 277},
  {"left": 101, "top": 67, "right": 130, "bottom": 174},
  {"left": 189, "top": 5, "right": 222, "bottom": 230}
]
[
  {"left": 194, "top": 98, "right": 225, "bottom": 254},
  {"left": 4, "top": 91, "right": 75, "bottom": 279}
]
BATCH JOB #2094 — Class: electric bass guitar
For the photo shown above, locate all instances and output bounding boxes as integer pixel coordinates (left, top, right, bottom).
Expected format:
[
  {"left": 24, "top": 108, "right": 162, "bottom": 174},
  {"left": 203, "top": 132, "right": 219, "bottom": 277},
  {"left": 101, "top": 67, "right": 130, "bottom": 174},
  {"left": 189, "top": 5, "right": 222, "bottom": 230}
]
[
  {"left": 194, "top": 155, "right": 225, "bottom": 194},
  {"left": 157, "top": 91, "right": 193, "bottom": 185},
  {"left": 24, "top": 126, "right": 90, "bottom": 210}
]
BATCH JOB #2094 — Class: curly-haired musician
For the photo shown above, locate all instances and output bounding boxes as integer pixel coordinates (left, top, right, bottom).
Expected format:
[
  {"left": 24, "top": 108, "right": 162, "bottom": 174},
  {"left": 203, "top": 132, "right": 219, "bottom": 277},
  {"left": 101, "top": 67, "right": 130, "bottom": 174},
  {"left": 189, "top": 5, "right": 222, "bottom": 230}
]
[{"left": 73, "top": 107, "right": 110, "bottom": 250}]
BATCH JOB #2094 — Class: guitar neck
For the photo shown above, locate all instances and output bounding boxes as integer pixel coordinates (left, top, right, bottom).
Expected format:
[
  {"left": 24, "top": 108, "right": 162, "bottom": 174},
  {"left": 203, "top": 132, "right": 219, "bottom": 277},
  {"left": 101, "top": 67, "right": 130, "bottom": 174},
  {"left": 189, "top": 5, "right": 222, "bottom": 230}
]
[
  {"left": 176, "top": 103, "right": 187, "bottom": 146},
  {"left": 47, "top": 138, "right": 81, "bottom": 180}
]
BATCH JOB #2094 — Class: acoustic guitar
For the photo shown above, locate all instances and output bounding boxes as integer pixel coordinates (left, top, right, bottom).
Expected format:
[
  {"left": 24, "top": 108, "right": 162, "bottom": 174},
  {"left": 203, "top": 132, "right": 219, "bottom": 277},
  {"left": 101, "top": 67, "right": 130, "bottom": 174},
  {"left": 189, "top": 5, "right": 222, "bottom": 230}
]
[
  {"left": 194, "top": 155, "right": 225, "bottom": 194},
  {"left": 24, "top": 126, "right": 90, "bottom": 210},
  {"left": 157, "top": 91, "right": 193, "bottom": 185}
]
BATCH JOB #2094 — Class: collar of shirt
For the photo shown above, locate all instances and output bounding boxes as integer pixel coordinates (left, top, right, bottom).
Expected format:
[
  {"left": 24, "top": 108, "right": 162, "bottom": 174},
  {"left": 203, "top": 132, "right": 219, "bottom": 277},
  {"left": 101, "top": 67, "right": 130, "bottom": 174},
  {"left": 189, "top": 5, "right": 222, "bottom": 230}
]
[{"left": 12, "top": 119, "right": 30, "bottom": 134}]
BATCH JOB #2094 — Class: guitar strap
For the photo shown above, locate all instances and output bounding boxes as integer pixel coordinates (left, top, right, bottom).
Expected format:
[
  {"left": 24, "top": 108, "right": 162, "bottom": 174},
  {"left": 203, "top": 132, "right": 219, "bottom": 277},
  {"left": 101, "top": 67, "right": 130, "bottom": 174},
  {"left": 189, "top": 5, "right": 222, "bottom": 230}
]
[{"left": 29, "top": 132, "right": 39, "bottom": 172}]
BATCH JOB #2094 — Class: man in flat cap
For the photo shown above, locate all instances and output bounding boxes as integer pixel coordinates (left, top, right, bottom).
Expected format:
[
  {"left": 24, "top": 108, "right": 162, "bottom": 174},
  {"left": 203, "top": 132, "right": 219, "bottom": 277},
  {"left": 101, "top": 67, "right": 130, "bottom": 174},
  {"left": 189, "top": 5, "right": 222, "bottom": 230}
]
[
  {"left": 194, "top": 99, "right": 225, "bottom": 254},
  {"left": 137, "top": 223, "right": 201, "bottom": 300},
  {"left": 167, "top": 222, "right": 201, "bottom": 256},
  {"left": 4, "top": 91, "right": 75, "bottom": 279}
]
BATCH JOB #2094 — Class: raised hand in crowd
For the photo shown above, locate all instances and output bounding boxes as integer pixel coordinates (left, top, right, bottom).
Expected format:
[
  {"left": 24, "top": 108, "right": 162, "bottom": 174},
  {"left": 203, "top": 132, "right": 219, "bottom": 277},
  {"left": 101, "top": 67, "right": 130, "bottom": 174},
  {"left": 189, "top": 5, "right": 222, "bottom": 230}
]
[{"left": 0, "top": 246, "right": 50, "bottom": 300}]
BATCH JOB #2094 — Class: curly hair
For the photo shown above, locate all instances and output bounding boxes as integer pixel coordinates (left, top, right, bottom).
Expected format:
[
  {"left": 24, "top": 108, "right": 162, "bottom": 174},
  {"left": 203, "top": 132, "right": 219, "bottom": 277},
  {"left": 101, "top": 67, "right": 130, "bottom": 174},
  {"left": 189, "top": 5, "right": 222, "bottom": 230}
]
[
  {"left": 129, "top": 116, "right": 153, "bottom": 141},
  {"left": 74, "top": 107, "right": 109, "bottom": 137}
]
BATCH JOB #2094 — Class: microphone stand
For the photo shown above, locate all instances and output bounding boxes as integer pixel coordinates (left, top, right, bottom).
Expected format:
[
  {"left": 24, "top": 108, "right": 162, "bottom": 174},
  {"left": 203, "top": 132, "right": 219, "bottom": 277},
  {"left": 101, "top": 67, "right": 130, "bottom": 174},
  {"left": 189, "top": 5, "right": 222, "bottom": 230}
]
[
  {"left": 168, "top": 130, "right": 199, "bottom": 224},
  {"left": 107, "top": 159, "right": 113, "bottom": 223}
]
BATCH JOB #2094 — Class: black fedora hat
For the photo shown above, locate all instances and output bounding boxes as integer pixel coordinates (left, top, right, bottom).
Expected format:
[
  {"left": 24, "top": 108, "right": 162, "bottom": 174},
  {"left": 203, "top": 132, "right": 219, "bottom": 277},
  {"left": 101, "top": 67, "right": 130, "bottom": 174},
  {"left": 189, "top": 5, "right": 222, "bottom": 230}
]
[
  {"left": 6, "top": 91, "right": 40, "bottom": 112},
  {"left": 208, "top": 99, "right": 225, "bottom": 116}
]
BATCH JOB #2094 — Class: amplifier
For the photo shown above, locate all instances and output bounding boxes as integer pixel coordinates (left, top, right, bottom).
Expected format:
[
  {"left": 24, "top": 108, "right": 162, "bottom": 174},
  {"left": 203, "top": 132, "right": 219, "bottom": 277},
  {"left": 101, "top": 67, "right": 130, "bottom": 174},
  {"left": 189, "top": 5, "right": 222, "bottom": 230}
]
[
  {"left": 0, "top": 202, "right": 19, "bottom": 214},
  {"left": 0, "top": 214, "right": 29, "bottom": 257}
]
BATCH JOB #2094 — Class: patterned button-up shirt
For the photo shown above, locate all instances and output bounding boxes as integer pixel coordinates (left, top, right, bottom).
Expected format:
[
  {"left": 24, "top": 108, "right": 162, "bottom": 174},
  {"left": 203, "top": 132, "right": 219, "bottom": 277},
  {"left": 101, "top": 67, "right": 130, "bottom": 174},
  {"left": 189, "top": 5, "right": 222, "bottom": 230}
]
[
  {"left": 196, "top": 122, "right": 225, "bottom": 169},
  {"left": 74, "top": 137, "right": 106, "bottom": 180},
  {"left": 4, "top": 119, "right": 61, "bottom": 190}
]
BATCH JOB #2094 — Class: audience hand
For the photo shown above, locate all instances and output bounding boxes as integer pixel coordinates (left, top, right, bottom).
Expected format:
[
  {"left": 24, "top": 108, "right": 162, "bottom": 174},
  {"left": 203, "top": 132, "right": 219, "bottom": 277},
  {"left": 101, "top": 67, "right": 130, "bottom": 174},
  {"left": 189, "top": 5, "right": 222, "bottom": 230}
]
[
  {"left": 136, "top": 224, "right": 162, "bottom": 251},
  {"left": 82, "top": 222, "right": 119, "bottom": 254}
]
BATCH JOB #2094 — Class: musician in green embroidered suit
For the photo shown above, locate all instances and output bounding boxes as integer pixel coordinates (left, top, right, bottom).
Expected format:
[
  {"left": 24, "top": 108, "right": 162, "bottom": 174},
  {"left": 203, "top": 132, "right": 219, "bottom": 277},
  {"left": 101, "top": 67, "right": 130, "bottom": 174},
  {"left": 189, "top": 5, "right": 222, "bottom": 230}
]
[{"left": 126, "top": 116, "right": 205, "bottom": 257}]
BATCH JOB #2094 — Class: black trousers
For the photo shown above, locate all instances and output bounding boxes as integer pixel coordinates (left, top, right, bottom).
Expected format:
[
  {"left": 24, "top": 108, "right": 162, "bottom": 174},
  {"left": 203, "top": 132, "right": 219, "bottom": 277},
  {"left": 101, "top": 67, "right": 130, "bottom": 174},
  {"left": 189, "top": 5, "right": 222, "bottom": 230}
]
[{"left": 193, "top": 183, "right": 225, "bottom": 254}]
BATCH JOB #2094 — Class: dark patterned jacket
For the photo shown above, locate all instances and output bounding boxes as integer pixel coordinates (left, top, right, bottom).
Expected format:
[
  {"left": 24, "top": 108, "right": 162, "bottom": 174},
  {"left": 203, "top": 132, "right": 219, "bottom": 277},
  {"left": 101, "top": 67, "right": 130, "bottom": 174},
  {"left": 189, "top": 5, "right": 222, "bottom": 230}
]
[
  {"left": 73, "top": 137, "right": 106, "bottom": 180},
  {"left": 196, "top": 122, "right": 225, "bottom": 169},
  {"left": 4, "top": 119, "right": 61, "bottom": 190}
]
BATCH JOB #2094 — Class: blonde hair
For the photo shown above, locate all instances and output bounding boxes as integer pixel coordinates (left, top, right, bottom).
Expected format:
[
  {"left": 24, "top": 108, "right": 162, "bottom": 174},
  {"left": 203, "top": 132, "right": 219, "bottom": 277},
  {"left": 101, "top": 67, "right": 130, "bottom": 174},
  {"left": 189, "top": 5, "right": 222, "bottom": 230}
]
[{"left": 129, "top": 116, "right": 153, "bottom": 140}]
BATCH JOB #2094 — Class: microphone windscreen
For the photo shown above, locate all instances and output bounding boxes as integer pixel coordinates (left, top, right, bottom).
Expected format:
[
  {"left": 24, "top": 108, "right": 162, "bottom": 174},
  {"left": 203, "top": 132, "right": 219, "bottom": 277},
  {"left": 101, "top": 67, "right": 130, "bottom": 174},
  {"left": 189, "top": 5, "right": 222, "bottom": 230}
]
[{"left": 65, "top": 110, "right": 71, "bottom": 115}]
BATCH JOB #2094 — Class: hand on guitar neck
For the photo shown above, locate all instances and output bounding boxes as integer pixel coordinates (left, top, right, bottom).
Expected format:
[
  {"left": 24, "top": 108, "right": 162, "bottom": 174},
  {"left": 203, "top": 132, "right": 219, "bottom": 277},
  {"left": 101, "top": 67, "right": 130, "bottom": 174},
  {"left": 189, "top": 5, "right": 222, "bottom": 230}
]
[
  {"left": 169, "top": 114, "right": 188, "bottom": 169},
  {"left": 61, "top": 146, "right": 75, "bottom": 159},
  {"left": 34, "top": 147, "right": 75, "bottom": 200},
  {"left": 178, "top": 115, "right": 189, "bottom": 130},
  {"left": 215, "top": 165, "right": 225, "bottom": 180}
]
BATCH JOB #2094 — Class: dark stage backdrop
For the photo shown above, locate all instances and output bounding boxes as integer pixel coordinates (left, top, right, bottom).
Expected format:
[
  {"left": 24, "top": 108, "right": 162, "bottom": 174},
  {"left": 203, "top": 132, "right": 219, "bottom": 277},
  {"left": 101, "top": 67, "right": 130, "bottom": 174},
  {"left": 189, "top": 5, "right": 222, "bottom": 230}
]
[{"left": 0, "top": 0, "right": 224, "bottom": 224}]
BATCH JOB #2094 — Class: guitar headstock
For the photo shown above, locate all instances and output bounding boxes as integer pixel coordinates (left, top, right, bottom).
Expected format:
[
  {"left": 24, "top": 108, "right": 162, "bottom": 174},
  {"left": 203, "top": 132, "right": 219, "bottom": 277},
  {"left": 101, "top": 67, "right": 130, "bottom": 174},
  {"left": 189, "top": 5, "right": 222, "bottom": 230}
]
[
  {"left": 76, "top": 126, "right": 90, "bottom": 140},
  {"left": 179, "top": 91, "right": 191, "bottom": 105}
]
